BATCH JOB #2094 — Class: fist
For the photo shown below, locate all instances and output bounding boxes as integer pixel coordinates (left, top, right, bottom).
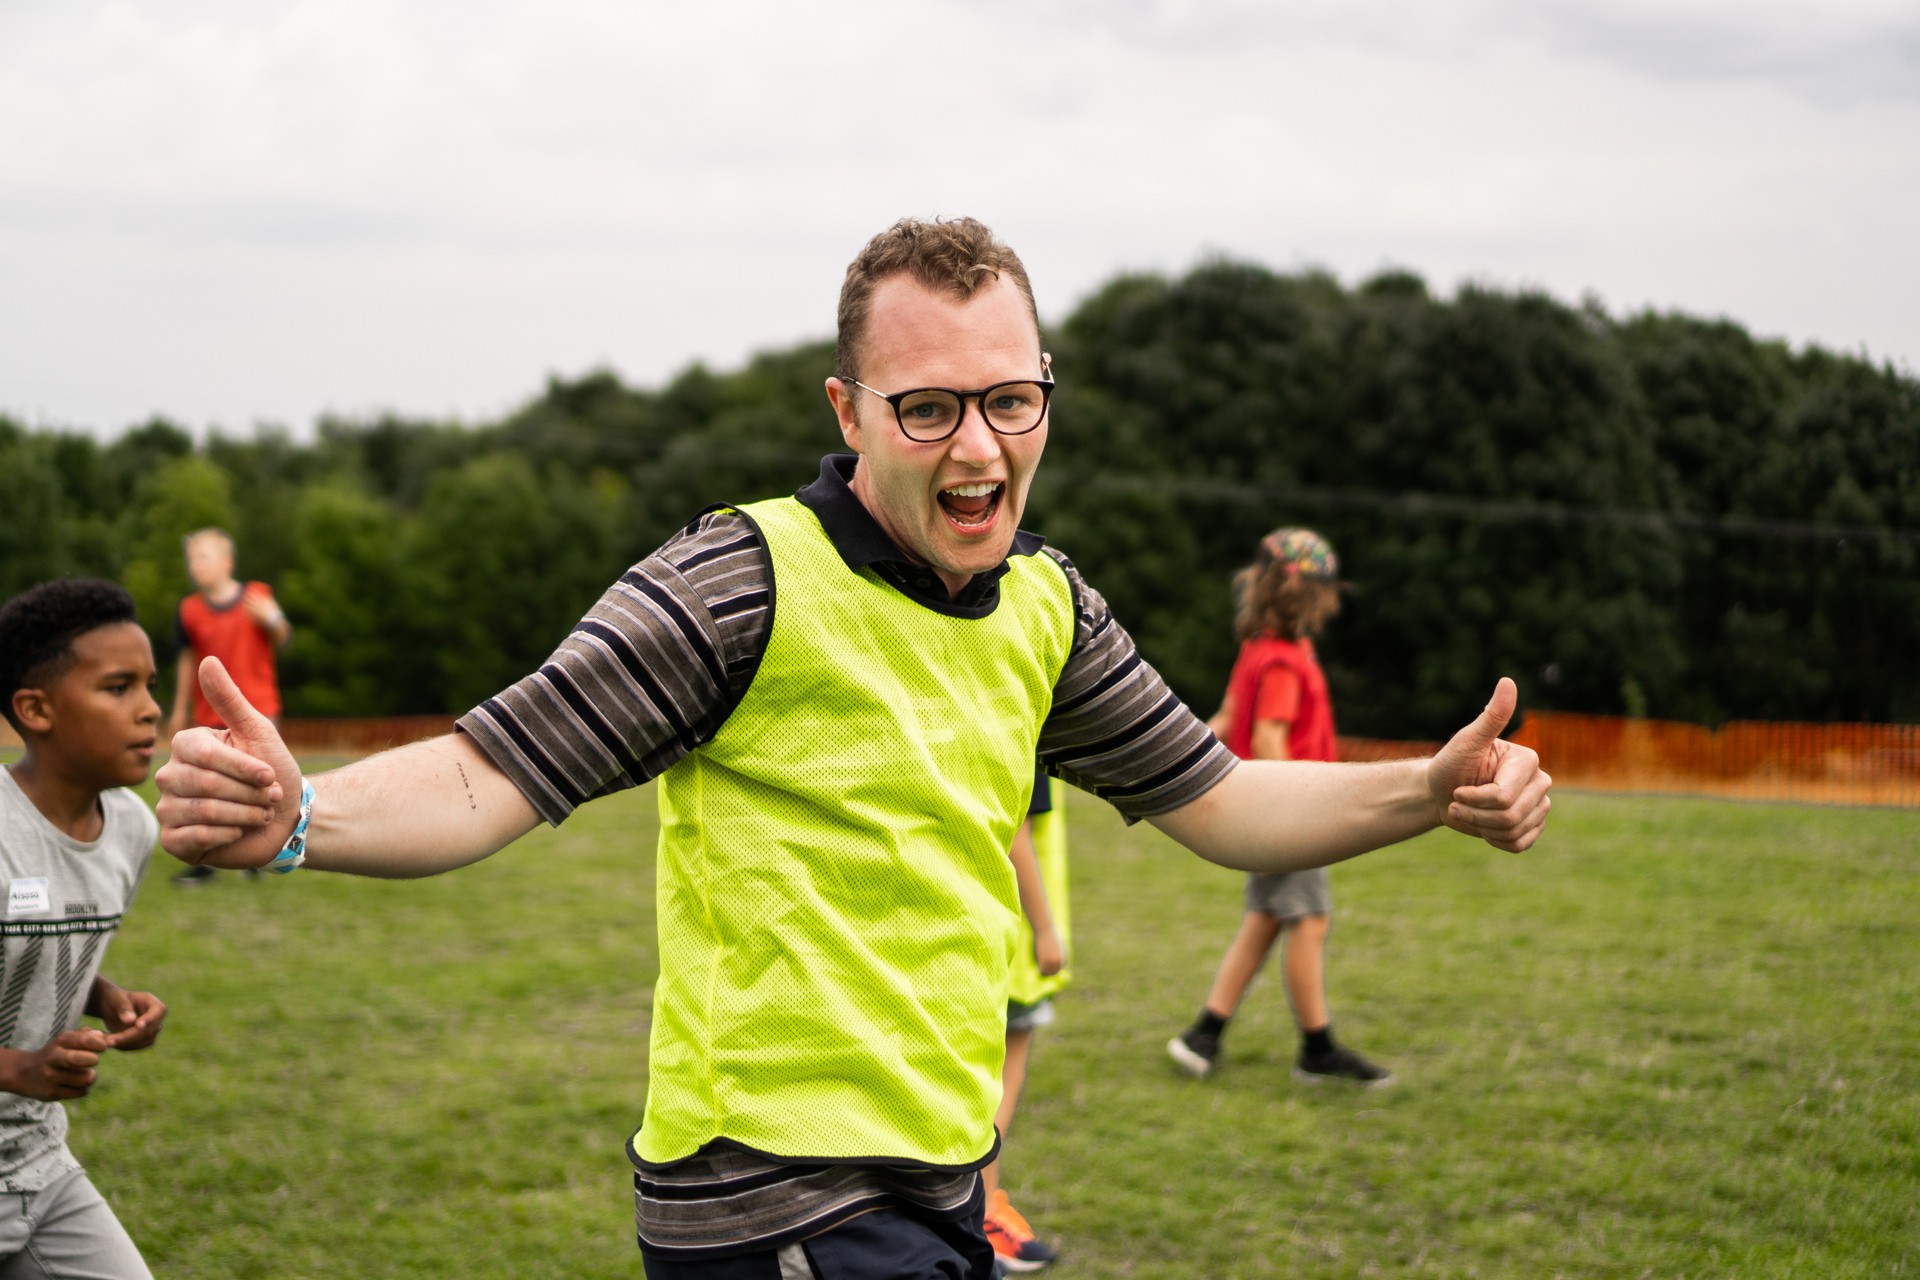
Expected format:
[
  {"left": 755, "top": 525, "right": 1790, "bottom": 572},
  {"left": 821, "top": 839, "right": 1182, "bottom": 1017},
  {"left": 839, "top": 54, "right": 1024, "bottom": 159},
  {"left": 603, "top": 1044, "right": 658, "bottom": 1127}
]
[{"left": 242, "top": 584, "right": 283, "bottom": 628}]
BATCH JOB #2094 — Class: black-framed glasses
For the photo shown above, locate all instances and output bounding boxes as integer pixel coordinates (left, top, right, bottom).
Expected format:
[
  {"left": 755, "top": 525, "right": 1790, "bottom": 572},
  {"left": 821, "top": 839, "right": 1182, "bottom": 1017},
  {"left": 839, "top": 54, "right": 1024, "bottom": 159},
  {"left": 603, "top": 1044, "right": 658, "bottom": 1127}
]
[{"left": 845, "top": 361, "right": 1055, "bottom": 443}]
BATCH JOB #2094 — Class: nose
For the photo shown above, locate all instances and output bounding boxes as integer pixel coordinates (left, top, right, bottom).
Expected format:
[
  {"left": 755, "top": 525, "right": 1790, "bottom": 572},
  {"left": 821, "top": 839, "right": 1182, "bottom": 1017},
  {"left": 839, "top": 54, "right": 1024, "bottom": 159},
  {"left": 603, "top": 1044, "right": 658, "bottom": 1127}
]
[
  {"left": 945, "top": 394, "right": 1002, "bottom": 466},
  {"left": 138, "top": 688, "right": 162, "bottom": 725}
]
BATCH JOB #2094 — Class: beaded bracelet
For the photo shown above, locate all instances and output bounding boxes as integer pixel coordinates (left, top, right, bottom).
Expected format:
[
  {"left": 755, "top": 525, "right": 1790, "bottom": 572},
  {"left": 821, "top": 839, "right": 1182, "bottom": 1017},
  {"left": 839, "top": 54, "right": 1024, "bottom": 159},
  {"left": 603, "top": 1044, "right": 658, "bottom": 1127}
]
[{"left": 267, "top": 778, "right": 314, "bottom": 874}]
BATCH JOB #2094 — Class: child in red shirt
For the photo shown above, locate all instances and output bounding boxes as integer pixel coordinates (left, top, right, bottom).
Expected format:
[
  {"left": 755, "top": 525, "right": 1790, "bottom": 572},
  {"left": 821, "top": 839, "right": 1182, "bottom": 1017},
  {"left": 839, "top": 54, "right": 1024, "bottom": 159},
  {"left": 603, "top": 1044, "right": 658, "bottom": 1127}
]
[
  {"left": 168, "top": 529, "right": 289, "bottom": 733},
  {"left": 167, "top": 529, "right": 290, "bottom": 885},
  {"left": 1167, "top": 528, "right": 1390, "bottom": 1086}
]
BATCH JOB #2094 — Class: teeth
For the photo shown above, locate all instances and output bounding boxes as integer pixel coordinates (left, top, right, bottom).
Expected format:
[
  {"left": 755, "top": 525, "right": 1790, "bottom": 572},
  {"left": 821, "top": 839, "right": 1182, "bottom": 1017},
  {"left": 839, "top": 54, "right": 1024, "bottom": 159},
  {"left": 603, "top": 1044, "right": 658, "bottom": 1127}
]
[{"left": 942, "top": 482, "right": 1000, "bottom": 497}]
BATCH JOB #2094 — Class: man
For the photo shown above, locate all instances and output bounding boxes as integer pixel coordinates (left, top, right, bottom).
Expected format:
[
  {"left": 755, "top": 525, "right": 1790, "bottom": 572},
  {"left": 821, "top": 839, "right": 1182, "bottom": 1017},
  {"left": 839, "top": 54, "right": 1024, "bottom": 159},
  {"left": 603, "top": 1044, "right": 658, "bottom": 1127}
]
[
  {"left": 156, "top": 217, "right": 1551, "bottom": 1279},
  {"left": 167, "top": 527, "right": 291, "bottom": 885}
]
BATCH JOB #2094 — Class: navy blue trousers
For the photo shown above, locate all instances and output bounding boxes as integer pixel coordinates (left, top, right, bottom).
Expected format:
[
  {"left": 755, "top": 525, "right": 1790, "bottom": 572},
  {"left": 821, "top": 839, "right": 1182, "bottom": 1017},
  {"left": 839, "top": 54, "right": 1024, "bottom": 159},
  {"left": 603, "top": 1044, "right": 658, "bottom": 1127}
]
[{"left": 641, "top": 1202, "right": 995, "bottom": 1280}]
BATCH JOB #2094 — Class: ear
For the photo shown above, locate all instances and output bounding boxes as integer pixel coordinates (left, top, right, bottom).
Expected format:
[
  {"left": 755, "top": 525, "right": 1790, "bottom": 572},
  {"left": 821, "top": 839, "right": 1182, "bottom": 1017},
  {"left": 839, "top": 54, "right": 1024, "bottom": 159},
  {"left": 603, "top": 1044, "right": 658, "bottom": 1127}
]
[
  {"left": 824, "top": 377, "right": 865, "bottom": 456},
  {"left": 10, "top": 687, "right": 52, "bottom": 736}
]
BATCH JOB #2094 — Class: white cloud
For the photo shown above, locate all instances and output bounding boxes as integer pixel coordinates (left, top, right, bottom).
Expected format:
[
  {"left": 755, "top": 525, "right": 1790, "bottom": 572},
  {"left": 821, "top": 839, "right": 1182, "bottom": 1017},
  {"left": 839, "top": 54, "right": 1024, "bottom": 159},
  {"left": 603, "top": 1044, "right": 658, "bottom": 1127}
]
[
  {"left": 996, "top": 0, "right": 1920, "bottom": 102},
  {"left": 0, "top": 0, "right": 1914, "bottom": 434}
]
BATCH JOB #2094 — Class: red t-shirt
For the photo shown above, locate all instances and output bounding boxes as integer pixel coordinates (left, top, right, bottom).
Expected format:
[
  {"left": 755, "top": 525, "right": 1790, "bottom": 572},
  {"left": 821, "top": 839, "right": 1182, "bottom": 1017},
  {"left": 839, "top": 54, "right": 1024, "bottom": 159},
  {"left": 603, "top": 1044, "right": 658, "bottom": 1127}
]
[
  {"left": 1221, "top": 634, "right": 1337, "bottom": 763},
  {"left": 176, "top": 583, "right": 283, "bottom": 728}
]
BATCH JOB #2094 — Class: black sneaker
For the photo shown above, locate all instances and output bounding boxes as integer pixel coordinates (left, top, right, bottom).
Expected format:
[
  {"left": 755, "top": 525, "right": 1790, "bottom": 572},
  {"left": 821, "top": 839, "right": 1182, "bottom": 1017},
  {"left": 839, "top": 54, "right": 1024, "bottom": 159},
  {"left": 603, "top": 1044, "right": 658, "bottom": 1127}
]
[
  {"left": 170, "top": 864, "right": 218, "bottom": 887},
  {"left": 1166, "top": 1028, "right": 1220, "bottom": 1079},
  {"left": 1294, "top": 1043, "right": 1392, "bottom": 1087}
]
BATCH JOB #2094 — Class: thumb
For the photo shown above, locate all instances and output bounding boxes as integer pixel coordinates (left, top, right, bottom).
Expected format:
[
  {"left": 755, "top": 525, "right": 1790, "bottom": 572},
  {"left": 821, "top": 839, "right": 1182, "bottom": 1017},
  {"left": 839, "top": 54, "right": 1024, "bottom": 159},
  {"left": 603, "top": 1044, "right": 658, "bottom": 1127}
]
[
  {"left": 198, "top": 657, "right": 264, "bottom": 735},
  {"left": 1466, "top": 677, "right": 1518, "bottom": 746},
  {"left": 1433, "top": 677, "right": 1517, "bottom": 797}
]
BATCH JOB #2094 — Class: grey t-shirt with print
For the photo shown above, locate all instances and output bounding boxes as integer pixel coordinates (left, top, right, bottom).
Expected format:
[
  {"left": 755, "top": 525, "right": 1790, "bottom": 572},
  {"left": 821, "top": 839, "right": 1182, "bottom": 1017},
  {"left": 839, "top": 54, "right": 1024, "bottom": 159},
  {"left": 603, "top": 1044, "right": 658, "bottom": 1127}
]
[{"left": 0, "top": 767, "right": 156, "bottom": 1191}]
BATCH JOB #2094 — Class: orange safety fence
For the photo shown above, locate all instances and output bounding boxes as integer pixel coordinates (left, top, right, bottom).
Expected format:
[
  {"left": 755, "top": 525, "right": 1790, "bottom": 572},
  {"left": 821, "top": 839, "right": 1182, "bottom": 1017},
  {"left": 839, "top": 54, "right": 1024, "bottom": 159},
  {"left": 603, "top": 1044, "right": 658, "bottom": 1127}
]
[
  {"left": 1346, "top": 714, "right": 1920, "bottom": 808},
  {"left": 1337, "top": 735, "right": 1443, "bottom": 764},
  {"left": 1508, "top": 712, "right": 1920, "bottom": 808},
  {"left": 280, "top": 716, "right": 457, "bottom": 756},
  {"left": 8, "top": 714, "right": 1916, "bottom": 808},
  {"left": 0, "top": 718, "right": 455, "bottom": 755}
]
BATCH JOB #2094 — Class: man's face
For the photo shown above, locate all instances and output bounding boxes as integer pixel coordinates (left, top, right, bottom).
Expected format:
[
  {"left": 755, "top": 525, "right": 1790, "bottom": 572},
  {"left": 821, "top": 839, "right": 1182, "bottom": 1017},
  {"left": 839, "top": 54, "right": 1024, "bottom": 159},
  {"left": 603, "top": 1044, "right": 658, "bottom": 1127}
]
[
  {"left": 826, "top": 274, "right": 1048, "bottom": 597},
  {"left": 185, "top": 536, "right": 234, "bottom": 593},
  {"left": 17, "top": 623, "right": 162, "bottom": 789}
]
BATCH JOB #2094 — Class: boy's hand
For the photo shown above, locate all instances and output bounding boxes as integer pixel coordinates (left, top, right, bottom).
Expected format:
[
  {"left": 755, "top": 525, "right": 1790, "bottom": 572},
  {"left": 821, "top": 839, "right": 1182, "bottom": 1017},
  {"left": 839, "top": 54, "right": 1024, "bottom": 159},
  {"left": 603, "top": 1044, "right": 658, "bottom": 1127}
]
[
  {"left": 241, "top": 584, "right": 291, "bottom": 643},
  {"left": 1426, "top": 677, "right": 1553, "bottom": 853},
  {"left": 1033, "top": 926, "right": 1065, "bottom": 977},
  {"left": 95, "top": 983, "right": 167, "bottom": 1051},
  {"left": 0, "top": 1031, "right": 111, "bottom": 1101},
  {"left": 156, "top": 657, "right": 298, "bottom": 868},
  {"left": 240, "top": 584, "right": 279, "bottom": 625}
]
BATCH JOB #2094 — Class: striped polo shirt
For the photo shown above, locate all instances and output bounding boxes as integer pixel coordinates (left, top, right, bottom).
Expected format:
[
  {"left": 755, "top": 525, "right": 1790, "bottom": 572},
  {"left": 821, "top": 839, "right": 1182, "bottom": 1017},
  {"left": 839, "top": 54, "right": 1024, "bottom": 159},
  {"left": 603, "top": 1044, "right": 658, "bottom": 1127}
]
[{"left": 457, "top": 454, "right": 1236, "bottom": 1259}]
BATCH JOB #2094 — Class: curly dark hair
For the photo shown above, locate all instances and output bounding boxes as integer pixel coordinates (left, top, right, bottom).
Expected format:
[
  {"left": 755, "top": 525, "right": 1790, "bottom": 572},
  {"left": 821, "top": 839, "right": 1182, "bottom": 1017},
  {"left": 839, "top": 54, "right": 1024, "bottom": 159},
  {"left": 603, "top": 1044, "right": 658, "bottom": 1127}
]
[
  {"left": 0, "top": 579, "right": 140, "bottom": 733},
  {"left": 1233, "top": 564, "right": 1342, "bottom": 643}
]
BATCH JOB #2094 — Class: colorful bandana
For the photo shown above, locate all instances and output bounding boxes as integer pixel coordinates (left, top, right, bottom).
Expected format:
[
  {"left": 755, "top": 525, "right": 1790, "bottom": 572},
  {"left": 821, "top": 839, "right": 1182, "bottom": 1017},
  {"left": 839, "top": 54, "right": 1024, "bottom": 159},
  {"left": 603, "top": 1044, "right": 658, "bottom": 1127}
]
[{"left": 1257, "top": 527, "right": 1339, "bottom": 580}]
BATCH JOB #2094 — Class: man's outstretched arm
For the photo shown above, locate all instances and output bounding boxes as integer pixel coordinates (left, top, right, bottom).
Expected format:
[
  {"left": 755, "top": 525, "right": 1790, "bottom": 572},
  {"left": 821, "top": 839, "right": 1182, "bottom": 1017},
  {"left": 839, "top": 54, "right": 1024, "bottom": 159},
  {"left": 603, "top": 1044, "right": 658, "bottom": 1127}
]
[
  {"left": 1151, "top": 678, "right": 1551, "bottom": 872},
  {"left": 157, "top": 657, "right": 539, "bottom": 878}
]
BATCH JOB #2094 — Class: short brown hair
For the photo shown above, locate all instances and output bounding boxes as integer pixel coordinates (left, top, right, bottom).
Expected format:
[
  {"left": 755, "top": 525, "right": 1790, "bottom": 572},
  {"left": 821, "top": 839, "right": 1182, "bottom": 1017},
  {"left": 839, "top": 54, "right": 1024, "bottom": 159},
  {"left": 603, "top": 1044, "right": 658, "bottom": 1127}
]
[
  {"left": 1234, "top": 563, "right": 1342, "bottom": 643},
  {"left": 835, "top": 217, "right": 1040, "bottom": 382}
]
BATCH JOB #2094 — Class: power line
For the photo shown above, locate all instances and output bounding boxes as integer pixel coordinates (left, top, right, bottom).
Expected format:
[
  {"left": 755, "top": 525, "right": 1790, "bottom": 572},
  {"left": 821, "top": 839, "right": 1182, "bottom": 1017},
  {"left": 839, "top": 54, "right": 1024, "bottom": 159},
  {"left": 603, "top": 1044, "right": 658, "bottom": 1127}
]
[{"left": 1057, "top": 472, "right": 1920, "bottom": 546}]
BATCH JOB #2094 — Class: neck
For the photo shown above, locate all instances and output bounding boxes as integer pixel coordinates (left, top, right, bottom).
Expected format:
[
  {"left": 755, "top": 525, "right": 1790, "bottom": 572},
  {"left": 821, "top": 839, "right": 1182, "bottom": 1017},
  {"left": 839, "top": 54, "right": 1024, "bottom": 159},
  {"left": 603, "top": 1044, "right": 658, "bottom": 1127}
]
[
  {"left": 846, "top": 462, "right": 972, "bottom": 600},
  {"left": 6, "top": 756, "right": 106, "bottom": 842},
  {"left": 202, "top": 577, "right": 241, "bottom": 603}
]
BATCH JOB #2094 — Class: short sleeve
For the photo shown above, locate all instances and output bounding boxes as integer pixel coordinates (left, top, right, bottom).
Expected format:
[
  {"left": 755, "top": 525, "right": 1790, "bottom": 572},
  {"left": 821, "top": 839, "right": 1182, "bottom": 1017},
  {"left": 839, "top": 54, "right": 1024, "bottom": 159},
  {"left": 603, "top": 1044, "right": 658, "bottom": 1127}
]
[{"left": 456, "top": 512, "right": 773, "bottom": 826}]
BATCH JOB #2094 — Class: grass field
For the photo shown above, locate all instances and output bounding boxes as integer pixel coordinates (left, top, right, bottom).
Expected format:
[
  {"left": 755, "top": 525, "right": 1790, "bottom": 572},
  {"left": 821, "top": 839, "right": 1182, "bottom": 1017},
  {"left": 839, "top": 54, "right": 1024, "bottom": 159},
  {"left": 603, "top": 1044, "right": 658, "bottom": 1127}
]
[{"left": 19, "top": 757, "right": 1918, "bottom": 1278}]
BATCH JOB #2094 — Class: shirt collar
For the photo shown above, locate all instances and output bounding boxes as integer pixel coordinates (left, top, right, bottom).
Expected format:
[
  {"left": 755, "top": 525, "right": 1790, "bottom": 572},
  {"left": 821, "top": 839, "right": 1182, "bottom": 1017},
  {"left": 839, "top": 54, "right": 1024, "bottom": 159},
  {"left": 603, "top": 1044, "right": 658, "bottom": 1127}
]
[{"left": 793, "top": 454, "right": 1046, "bottom": 612}]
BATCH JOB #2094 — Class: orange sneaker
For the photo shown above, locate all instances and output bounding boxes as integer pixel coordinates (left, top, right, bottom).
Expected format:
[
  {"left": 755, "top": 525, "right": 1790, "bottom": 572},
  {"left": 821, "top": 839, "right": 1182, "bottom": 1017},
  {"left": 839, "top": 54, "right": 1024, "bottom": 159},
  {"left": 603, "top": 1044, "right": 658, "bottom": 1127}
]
[{"left": 984, "top": 1188, "right": 1058, "bottom": 1272}]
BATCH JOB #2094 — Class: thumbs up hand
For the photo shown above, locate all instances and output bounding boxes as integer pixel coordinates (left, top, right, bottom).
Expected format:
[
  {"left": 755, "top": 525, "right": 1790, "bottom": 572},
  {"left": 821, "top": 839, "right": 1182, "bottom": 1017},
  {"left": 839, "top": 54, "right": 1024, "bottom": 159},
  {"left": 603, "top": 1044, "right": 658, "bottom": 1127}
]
[
  {"left": 1426, "top": 678, "right": 1553, "bottom": 852},
  {"left": 155, "top": 657, "right": 300, "bottom": 868}
]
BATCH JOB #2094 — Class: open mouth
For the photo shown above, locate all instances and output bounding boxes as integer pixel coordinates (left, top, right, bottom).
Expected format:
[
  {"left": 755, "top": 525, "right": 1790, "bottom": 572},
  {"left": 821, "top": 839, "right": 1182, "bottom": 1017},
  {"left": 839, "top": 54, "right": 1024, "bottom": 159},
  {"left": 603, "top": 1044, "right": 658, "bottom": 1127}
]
[
  {"left": 937, "top": 481, "right": 1003, "bottom": 531},
  {"left": 131, "top": 740, "right": 156, "bottom": 758}
]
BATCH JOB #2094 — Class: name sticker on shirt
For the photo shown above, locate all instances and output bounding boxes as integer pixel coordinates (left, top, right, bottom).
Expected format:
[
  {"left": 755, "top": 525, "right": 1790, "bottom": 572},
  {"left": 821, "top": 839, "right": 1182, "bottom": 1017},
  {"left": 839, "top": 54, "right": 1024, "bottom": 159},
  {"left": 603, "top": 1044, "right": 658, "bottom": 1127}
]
[{"left": 7, "top": 878, "right": 50, "bottom": 918}]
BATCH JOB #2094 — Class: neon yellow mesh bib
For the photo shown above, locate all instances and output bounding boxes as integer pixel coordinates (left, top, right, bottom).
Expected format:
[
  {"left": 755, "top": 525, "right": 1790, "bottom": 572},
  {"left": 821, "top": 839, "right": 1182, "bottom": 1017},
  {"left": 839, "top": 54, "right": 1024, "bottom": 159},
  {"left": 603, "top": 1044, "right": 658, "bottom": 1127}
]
[
  {"left": 635, "top": 497, "right": 1077, "bottom": 1167},
  {"left": 1008, "top": 777, "right": 1071, "bottom": 1006}
]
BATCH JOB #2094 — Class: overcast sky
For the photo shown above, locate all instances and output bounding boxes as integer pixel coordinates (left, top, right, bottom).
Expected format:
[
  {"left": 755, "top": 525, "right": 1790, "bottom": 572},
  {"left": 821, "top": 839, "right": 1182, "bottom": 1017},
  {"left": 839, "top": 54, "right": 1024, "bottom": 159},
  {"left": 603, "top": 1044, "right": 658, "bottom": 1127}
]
[{"left": 3, "top": 0, "right": 1916, "bottom": 437}]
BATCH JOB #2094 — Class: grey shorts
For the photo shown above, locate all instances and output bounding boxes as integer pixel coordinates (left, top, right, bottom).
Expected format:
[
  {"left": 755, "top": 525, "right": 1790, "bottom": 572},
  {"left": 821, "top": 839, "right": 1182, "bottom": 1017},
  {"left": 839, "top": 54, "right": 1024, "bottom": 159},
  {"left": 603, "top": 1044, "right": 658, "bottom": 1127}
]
[
  {"left": 1245, "top": 867, "right": 1333, "bottom": 922},
  {"left": 0, "top": 1165, "right": 151, "bottom": 1279},
  {"left": 1005, "top": 998, "right": 1055, "bottom": 1034}
]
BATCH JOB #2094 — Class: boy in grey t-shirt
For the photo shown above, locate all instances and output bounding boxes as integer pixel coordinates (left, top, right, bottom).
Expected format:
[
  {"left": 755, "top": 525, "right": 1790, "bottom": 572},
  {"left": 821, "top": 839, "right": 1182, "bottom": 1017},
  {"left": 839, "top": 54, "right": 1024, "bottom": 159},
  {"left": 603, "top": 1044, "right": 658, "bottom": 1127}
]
[{"left": 0, "top": 580, "right": 175, "bottom": 1278}]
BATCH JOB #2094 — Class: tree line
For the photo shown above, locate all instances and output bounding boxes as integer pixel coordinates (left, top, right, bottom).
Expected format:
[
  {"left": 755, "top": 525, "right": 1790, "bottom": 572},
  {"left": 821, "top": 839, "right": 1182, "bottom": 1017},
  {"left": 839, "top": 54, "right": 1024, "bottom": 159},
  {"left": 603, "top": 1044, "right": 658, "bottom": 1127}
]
[{"left": 4, "top": 261, "right": 1915, "bottom": 736}]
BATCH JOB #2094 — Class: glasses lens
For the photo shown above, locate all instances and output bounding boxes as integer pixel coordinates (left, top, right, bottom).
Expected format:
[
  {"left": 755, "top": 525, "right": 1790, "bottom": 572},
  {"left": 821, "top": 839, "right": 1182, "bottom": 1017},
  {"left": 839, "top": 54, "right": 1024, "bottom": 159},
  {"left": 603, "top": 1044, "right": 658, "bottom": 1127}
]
[
  {"left": 895, "top": 389, "right": 962, "bottom": 440},
  {"left": 982, "top": 381, "right": 1048, "bottom": 434}
]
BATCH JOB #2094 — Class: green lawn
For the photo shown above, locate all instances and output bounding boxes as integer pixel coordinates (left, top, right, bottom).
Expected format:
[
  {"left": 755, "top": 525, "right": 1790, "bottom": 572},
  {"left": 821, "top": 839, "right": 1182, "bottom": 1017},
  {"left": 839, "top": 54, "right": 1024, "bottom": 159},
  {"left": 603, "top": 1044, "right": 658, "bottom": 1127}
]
[{"left": 38, "top": 762, "right": 1920, "bottom": 1278}]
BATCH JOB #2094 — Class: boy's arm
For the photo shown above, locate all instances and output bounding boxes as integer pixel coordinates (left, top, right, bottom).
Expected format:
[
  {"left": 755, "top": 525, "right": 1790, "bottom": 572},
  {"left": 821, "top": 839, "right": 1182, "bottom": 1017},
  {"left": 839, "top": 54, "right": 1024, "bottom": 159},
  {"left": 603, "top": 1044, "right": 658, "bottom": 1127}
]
[
  {"left": 88, "top": 976, "right": 167, "bottom": 1050},
  {"left": 1007, "top": 818, "right": 1064, "bottom": 977},
  {"left": 0, "top": 1032, "right": 109, "bottom": 1101},
  {"left": 242, "top": 584, "right": 292, "bottom": 646},
  {"left": 158, "top": 658, "right": 539, "bottom": 878},
  {"left": 1248, "top": 719, "right": 1292, "bottom": 761},
  {"left": 1204, "top": 689, "right": 1237, "bottom": 741},
  {"left": 167, "top": 649, "right": 196, "bottom": 736}
]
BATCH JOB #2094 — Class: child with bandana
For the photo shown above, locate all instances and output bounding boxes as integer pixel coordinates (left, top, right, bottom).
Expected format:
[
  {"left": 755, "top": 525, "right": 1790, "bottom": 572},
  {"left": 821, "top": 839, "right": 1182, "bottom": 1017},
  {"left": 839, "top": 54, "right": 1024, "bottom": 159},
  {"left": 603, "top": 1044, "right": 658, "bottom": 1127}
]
[{"left": 1167, "top": 529, "right": 1391, "bottom": 1087}]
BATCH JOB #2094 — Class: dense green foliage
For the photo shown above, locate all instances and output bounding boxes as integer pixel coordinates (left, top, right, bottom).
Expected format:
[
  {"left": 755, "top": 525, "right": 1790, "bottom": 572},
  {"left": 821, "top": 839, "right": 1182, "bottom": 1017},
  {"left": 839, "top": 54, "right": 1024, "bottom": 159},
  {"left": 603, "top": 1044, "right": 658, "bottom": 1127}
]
[{"left": 4, "top": 264, "right": 1915, "bottom": 732}]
